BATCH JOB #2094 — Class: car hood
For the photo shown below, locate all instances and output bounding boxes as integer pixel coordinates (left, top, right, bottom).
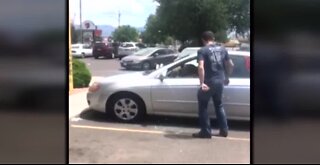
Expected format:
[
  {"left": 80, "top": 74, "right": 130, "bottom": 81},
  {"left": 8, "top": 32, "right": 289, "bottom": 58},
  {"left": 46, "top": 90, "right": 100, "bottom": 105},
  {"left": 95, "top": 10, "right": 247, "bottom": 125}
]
[{"left": 99, "top": 72, "right": 149, "bottom": 83}]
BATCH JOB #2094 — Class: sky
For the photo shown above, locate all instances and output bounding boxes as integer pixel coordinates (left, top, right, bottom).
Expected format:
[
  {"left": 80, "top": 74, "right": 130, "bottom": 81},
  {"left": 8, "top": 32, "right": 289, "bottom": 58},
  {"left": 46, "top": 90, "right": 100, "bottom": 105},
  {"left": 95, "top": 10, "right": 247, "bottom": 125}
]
[{"left": 69, "top": 0, "right": 159, "bottom": 27}]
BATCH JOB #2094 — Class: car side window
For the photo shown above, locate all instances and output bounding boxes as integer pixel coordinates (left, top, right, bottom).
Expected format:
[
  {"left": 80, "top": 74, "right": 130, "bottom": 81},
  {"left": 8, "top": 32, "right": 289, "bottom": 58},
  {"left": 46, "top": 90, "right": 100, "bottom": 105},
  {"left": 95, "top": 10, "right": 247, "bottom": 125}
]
[
  {"left": 166, "top": 59, "right": 198, "bottom": 78},
  {"left": 229, "top": 55, "right": 250, "bottom": 78},
  {"left": 166, "top": 49, "right": 174, "bottom": 54},
  {"left": 83, "top": 45, "right": 91, "bottom": 49},
  {"left": 136, "top": 43, "right": 146, "bottom": 48},
  {"left": 154, "top": 49, "right": 167, "bottom": 56}
]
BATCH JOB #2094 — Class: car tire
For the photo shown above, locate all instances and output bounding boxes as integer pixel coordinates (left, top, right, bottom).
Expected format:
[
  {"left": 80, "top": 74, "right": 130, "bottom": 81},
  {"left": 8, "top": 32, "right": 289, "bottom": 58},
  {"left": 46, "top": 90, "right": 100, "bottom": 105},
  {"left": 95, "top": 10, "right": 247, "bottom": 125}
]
[
  {"left": 81, "top": 53, "right": 85, "bottom": 58},
  {"left": 108, "top": 93, "right": 146, "bottom": 122},
  {"left": 142, "top": 61, "right": 151, "bottom": 70},
  {"left": 94, "top": 55, "right": 99, "bottom": 59}
]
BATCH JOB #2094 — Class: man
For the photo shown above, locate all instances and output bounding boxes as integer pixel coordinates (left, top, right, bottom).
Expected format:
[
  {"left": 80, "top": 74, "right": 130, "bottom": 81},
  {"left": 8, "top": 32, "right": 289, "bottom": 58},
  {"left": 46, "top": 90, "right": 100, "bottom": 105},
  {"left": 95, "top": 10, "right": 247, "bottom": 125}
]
[{"left": 192, "top": 31, "right": 234, "bottom": 139}]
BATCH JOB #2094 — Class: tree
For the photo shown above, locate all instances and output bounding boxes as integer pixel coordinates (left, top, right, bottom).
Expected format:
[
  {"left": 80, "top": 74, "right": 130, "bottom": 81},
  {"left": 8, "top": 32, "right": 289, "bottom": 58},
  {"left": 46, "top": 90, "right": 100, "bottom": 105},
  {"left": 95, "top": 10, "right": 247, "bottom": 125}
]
[
  {"left": 146, "top": 0, "right": 249, "bottom": 46},
  {"left": 225, "top": 0, "right": 250, "bottom": 37},
  {"left": 141, "top": 15, "right": 165, "bottom": 44},
  {"left": 155, "top": 0, "right": 229, "bottom": 44},
  {"left": 112, "top": 25, "right": 139, "bottom": 42}
]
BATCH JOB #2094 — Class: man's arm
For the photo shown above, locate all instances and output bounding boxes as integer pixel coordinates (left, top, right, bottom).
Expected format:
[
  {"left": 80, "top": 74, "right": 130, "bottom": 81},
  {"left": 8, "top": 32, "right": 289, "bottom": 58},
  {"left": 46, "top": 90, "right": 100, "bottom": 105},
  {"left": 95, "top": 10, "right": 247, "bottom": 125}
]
[
  {"left": 224, "top": 59, "right": 234, "bottom": 77},
  {"left": 223, "top": 49, "right": 234, "bottom": 78},
  {"left": 198, "top": 60, "right": 205, "bottom": 85}
]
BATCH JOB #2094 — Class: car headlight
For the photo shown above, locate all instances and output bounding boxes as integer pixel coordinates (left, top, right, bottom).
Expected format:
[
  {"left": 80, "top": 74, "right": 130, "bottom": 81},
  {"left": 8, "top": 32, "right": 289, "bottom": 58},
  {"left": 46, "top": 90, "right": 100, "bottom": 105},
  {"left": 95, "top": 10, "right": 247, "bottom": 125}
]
[
  {"left": 133, "top": 60, "right": 140, "bottom": 63},
  {"left": 89, "top": 82, "right": 100, "bottom": 92}
]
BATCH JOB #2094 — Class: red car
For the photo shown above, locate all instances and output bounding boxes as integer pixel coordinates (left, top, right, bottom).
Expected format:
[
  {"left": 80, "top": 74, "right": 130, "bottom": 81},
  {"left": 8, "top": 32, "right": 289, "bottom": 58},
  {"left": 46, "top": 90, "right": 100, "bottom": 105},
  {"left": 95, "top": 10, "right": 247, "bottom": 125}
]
[{"left": 93, "top": 42, "right": 115, "bottom": 59}]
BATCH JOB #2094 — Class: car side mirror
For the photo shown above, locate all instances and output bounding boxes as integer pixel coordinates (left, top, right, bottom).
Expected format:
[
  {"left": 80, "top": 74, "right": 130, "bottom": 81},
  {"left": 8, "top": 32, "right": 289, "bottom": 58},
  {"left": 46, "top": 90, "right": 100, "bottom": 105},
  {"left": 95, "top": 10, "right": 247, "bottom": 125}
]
[
  {"left": 153, "top": 53, "right": 159, "bottom": 57},
  {"left": 159, "top": 73, "right": 165, "bottom": 82}
]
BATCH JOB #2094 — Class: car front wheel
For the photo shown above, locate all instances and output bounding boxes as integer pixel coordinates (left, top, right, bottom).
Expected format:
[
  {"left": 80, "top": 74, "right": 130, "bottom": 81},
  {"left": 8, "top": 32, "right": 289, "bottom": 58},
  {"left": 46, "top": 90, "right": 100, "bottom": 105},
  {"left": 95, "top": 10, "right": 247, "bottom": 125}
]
[
  {"left": 108, "top": 94, "right": 145, "bottom": 122},
  {"left": 142, "top": 61, "right": 151, "bottom": 70}
]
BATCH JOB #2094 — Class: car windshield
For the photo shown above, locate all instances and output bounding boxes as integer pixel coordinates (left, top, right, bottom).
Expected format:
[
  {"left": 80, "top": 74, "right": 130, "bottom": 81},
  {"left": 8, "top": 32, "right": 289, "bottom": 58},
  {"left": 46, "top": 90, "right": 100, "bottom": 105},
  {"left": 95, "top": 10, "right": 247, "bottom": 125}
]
[
  {"left": 176, "top": 48, "right": 198, "bottom": 60},
  {"left": 133, "top": 48, "right": 157, "bottom": 56}
]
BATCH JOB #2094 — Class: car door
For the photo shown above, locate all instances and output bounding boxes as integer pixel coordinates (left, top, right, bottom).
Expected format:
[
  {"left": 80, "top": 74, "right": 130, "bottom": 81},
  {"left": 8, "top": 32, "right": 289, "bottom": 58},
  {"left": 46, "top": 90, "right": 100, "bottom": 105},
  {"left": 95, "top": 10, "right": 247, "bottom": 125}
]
[
  {"left": 162, "top": 49, "right": 177, "bottom": 64},
  {"left": 223, "top": 54, "right": 250, "bottom": 119},
  {"left": 83, "top": 44, "right": 92, "bottom": 56},
  {"left": 151, "top": 58, "right": 199, "bottom": 114},
  {"left": 150, "top": 49, "right": 167, "bottom": 67}
]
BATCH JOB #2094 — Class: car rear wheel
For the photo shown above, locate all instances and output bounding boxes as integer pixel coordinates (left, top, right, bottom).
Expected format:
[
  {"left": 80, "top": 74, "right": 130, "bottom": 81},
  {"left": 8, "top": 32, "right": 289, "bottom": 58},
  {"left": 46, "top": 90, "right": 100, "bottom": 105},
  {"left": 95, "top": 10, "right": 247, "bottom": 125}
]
[
  {"left": 108, "top": 94, "right": 145, "bottom": 122},
  {"left": 94, "top": 55, "right": 99, "bottom": 59}
]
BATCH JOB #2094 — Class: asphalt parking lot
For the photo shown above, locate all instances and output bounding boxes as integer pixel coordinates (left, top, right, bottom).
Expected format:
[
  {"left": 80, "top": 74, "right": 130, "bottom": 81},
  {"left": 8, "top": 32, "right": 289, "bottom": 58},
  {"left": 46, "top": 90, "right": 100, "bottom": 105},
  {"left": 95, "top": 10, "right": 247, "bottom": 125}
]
[{"left": 69, "top": 57, "right": 250, "bottom": 163}]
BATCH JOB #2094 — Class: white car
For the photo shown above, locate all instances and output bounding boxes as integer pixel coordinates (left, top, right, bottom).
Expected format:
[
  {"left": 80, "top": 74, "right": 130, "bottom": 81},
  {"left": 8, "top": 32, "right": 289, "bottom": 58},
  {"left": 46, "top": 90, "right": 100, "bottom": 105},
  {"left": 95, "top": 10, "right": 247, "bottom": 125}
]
[
  {"left": 71, "top": 44, "right": 93, "bottom": 58},
  {"left": 118, "top": 42, "right": 143, "bottom": 59},
  {"left": 87, "top": 50, "right": 250, "bottom": 122}
]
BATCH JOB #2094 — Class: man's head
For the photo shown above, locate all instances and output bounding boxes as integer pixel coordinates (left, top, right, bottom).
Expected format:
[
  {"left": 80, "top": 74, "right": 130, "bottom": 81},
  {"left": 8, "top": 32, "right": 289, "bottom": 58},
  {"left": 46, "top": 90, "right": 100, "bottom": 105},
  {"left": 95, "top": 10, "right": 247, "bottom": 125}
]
[{"left": 201, "top": 31, "right": 215, "bottom": 45}]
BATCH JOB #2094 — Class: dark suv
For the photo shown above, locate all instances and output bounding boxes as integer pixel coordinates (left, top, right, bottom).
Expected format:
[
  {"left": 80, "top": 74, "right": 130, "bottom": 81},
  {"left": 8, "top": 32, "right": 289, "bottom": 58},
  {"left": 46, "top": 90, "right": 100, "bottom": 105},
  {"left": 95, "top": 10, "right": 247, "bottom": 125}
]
[{"left": 93, "top": 42, "right": 115, "bottom": 59}]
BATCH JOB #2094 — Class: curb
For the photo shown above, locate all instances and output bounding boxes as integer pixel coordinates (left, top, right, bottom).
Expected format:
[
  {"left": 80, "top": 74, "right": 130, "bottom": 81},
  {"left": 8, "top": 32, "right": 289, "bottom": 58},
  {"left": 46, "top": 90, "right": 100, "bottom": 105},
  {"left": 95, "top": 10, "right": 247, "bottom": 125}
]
[{"left": 69, "top": 88, "right": 88, "bottom": 95}]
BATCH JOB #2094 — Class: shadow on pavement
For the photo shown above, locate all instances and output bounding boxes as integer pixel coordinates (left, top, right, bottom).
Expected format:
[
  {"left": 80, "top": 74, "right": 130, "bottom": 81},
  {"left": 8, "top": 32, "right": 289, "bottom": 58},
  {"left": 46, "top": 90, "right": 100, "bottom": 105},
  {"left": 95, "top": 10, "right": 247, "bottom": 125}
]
[
  {"left": 78, "top": 109, "right": 250, "bottom": 132},
  {"left": 163, "top": 131, "right": 194, "bottom": 140},
  {"left": 118, "top": 68, "right": 143, "bottom": 72}
]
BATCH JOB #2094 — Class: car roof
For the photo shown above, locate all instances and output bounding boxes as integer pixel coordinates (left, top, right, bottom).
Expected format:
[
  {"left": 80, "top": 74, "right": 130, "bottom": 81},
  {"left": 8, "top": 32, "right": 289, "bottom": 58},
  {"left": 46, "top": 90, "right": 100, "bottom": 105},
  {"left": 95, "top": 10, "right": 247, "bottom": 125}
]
[
  {"left": 182, "top": 47, "right": 201, "bottom": 50},
  {"left": 122, "top": 42, "right": 137, "bottom": 44},
  {"left": 187, "top": 50, "right": 250, "bottom": 58},
  {"left": 181, "top": 47, "right": 250, "bottom": 56},
  {"left": 228, "top": 50, "right": 250, "bottom": 56},
  {"left": 72, "top": 44, "right": 84, "bottom": 46}
]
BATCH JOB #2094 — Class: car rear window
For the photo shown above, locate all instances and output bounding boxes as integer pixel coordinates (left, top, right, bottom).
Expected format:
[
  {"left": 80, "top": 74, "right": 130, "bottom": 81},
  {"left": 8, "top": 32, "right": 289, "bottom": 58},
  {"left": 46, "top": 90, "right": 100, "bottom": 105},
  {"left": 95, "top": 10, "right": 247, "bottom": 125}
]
[
  {"left": 95, "top": 43, "right": 106, "bottom": 46},
  {"left": 121, "top": 43, "right": 134, "bottom": 47},
  {"left": 229, "top": 55, "right": 250, "bottom": 78}
]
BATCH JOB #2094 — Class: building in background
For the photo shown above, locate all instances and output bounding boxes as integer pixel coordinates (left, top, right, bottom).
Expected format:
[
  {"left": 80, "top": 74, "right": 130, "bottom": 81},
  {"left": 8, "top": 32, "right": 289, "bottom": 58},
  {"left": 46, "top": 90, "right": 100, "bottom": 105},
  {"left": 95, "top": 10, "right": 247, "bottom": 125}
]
[{"left": 80, "top": 20, "right": 102, "bottom": 47}]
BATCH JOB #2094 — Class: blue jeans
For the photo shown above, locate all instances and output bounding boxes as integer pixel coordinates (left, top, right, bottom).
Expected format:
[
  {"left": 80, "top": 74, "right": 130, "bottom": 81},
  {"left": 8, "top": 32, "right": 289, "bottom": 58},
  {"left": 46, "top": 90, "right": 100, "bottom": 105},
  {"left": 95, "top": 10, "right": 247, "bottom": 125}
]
[{"left": 197, "top": 79, "right": 228, "bottom": 135}]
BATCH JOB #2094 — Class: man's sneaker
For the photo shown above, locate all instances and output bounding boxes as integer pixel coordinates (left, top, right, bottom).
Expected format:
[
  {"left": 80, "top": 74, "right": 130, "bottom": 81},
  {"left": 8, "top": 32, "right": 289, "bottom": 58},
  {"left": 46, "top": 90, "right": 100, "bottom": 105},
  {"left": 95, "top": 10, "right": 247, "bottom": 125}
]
[
  {"left": 192, "top": 132, "right": 212, "bottom": 139},
  {"left": 211, "top": 130, "right": 228, "bottom": 137},
  {"left": 219, "top": 130, "right": 228, "bottom": 137}
]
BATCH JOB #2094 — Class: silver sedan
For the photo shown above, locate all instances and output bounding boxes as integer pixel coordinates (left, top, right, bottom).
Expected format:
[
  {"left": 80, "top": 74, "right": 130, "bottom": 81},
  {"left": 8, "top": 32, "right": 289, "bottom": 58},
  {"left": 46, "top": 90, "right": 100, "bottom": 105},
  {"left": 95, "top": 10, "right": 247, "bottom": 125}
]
[{"left": 87, "top": 50, "right": 250, "bottom": 122}]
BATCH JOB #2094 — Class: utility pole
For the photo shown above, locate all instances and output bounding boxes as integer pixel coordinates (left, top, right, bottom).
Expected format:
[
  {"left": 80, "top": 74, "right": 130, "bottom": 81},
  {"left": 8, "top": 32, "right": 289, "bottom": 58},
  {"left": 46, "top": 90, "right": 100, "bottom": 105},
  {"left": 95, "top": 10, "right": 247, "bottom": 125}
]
[
  {"left": 69, "top": 18, "right": 73, "bottom": 91},
  {"left": 80, "top": 0, "right": 83, "bottom": 43},
  {"left": 118, "top": 10, "right": 121, "bottom": 28}
]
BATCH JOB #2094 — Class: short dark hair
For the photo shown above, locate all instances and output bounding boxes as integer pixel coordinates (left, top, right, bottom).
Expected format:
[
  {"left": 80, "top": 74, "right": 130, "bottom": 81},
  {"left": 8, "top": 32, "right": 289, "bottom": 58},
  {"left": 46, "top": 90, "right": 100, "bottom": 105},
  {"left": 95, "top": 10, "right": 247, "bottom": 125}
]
[{"left": 201, "top": 31, "right": 215, "bottom": 41}]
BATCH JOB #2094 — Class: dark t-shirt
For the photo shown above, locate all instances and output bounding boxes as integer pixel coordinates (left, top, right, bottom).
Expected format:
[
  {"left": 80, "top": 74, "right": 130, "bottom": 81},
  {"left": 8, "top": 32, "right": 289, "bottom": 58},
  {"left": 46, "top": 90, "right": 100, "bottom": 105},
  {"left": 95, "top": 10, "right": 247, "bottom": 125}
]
[{"left": 197, "top": 44, "right": 230, "bottom": 83}]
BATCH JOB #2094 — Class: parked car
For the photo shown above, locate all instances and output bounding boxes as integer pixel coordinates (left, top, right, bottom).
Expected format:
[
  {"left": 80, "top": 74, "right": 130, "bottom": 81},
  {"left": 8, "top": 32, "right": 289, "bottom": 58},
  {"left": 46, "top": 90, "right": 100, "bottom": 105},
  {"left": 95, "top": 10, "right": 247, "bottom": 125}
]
[
  {"left": 118, "top": 42, "right": 146, "bottom": 59},
  {"left": 120, "top": 48, "right": 176, "bottom": 70},
  {"left": 87, "top": 50, "right": 250, "bottom": 122},
  {"left": 71, "top": 43, "right": 92, "bottom": 58},
  {"left": 239, "top": 43, "right": 250, "bottom": 51},
  {"left": 93, "top": 42, "right": 115, "bottom": 59}
]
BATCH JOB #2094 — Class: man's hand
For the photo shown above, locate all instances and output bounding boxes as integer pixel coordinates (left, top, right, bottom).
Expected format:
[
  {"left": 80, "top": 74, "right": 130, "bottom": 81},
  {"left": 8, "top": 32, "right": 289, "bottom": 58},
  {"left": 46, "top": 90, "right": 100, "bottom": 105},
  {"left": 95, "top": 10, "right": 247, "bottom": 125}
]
[
  {"left": 224, "top": 78, "right": 230, "bottom": 85},
  {"left": 201, "top": 83, "right": 210, "bottom": 91}
]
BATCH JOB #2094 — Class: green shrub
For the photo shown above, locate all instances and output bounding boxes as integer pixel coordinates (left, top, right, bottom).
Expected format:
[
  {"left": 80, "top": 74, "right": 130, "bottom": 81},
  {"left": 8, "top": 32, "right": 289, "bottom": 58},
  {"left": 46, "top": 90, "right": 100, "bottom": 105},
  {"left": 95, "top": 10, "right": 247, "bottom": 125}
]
[{"left": 72, "top": 59, "right": 92, "bottom": 88}]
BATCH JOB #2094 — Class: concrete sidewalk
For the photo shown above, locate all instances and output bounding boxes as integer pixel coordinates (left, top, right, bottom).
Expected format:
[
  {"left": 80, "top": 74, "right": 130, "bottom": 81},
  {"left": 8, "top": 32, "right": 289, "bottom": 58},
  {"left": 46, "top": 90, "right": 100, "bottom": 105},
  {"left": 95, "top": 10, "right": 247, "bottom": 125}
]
[{"left": 69, "top": 77, "right": 104, "bottom": 119}]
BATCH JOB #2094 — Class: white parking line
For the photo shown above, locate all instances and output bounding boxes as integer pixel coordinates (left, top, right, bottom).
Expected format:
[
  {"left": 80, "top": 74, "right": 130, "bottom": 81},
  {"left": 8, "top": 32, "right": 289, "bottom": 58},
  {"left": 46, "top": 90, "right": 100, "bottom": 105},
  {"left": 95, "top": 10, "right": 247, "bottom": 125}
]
[{"left": 71, "top": 124, "right": 250, "bottom": 142}]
